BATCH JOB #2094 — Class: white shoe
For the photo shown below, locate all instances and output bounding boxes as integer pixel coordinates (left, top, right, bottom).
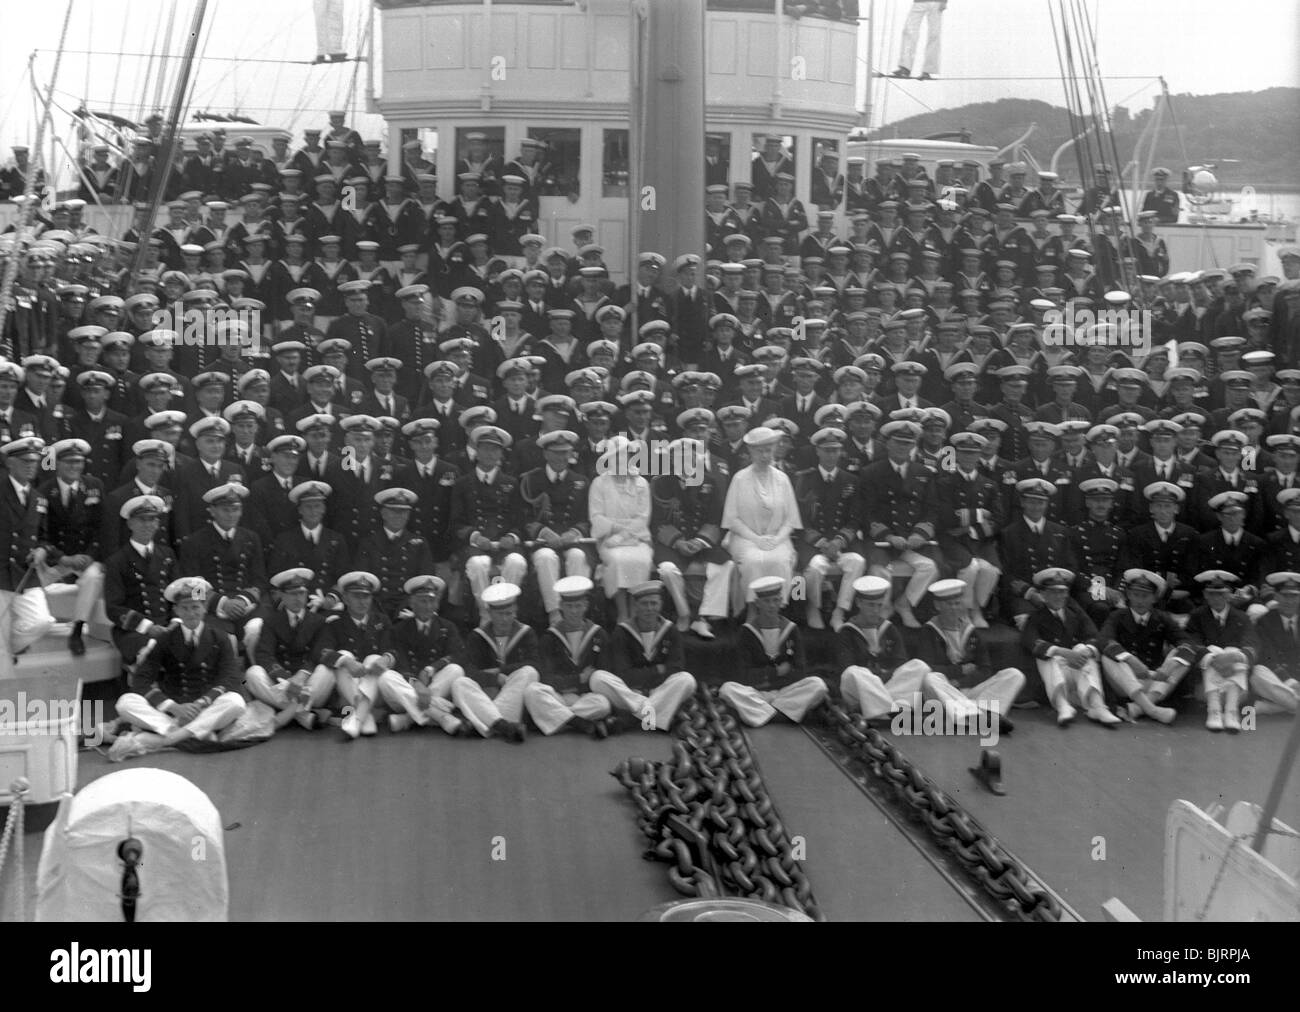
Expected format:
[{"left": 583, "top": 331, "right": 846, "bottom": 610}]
[
  {"left": 690, "top": 619, "right": 716, "bottom": 640},
  {"left": 1086, "top": 706, "right": 1120, "bottom": 726},
  {"left": 389, "top": 714, "right": 413, "bottom": 734},
  {"left": 341, "top": 714, "right": 361, "bottom": 739},
  {"left": 1056, "top": 703, "right": 1077, "bottom": 727},
  {"left": 1222, "top": 709, "right": 1241, "bottom": 734},
  {"left": 1206, "top": 710, "right": 1224, "bottom": 732},
  {"left": 361, "top": 713, "right": 378, "bottom": 736}
]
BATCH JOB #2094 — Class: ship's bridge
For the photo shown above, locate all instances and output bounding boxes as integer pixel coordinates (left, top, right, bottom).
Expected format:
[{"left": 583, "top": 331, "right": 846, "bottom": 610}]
[{"left": 373, "top": 0, "right": 863, "bottom": 275}]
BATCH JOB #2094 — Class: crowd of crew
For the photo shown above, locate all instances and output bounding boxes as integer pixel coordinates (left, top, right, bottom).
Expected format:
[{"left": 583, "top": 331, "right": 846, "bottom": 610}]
[{"left": 1, "top": 118, "right": 1299, "bottom": 762}]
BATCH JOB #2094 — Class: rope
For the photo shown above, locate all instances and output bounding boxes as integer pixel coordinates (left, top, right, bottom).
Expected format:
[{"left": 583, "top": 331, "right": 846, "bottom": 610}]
[
  {"left": 0, "top": 780, "right": 29, "bottom": 923},
  {"left": 0, "top": 0, "right": 76, "bottom": 339}
]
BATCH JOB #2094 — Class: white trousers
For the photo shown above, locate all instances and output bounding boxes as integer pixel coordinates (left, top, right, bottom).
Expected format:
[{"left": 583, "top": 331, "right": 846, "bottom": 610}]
[
  {"left": 806, "top": 552, "right": 867, "bottom": 613},
  {"left": 245, "top": 663, "right": 336, "bottom": 711},
  {"left": 719, "top": 676, "right": 828, "bottom": 727},
  {"left": 451, "top": 665, "right": 540, "bottom": 736},
  {"left": 658, "top": 559, "right": 734, "bottom": 620},
  {"left": 1101, "top": 656, "right": 1178, "bottom": 702},
  {"left": 0, "top": 587, "right": 56, "bottom": 678},
  {"left": 598, "top": 544, "right": 654, "bottom": 597},
  {"left": 532, "top": 547, "right": 591, "bottom": 613},
  {"left": 523, "top": 680, "right": 612, "bottom": 735},
  {"left": 376, "top": 664, "right": 466, "bottom": 733},
  {"left": 871, "top": 551, "right": 937, "bottom": 607},
  {"left": 465, "top": 553, "right": 528, "bottom": 603},
  {"left": 956, "top": 559, "right": 1000, "bottom": 610},
  {"left": 922, "top": 667, "right": 1025, "bottom": 721},
  {"left": 40, "top": 560, "right": 107, "bottom": 624},
  {"left": 115, "top": 690, "right": 247, "bottom": 741},
  {"left": 840, "top": 657, "right": 930, "bottom": 719},
  {"left": 589, "top": 669, "right": 697, "bottom": 731},
  {"left": 1250, "top": 666, "right": 1300, "bottom": 713},
  {"left": 899, "top": 0, "right": 944, "bottom": 75},
  {"left": 729, "top": 537, "right": 796, "bottom": 602},
  {"left": 1036, "top": 656, "right": 1104, "bottom": 707}
]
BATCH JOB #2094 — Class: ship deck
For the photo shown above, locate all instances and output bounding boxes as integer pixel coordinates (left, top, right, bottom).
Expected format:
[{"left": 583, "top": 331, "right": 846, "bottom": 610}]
[{"left": 5, "top": 626, "right": 1298, "bottom": 922}]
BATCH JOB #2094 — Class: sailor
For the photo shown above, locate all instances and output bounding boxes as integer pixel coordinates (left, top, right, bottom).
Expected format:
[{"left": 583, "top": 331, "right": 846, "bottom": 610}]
[
  {"left": 524, "top": 575, "right": 615, "bottom": 737},
  {"left": 835, "top": 575, "right": 921, "bottom": 720},
  {"left": 719, "top": 576, "right": 828, "bottom": 727},
  {"left": 1019, "top": 567, "right": 1119, "bottom": 726},
  {"left": 461, "top": 582, "right": 539, "bottom": 742},
  {"left": 1140, "top": 168, "right": 1182, "bottom": 224},
  {"left": 106, "top": 576, "right": 247, "bottom": 761},
  {"left": 244, "top": 567, "right": 334, "bottom": 731},
  {"left": 35, "top": 437, "right": 106, "bottom": 656},
  {"left": 450, "top": 424, "right": 527, "bottom": 607},
  {"left": 0, "top": 437, "right": 56, "bottom": 673},
  {"left": 375, "top": 574, "right": 469, "bottom": 736},
  {"left": 915, "top": 579, "right": 1024, "bottom": 732},
  {"left": 590, "top": 580, "right": 698, "bottom": 732}
]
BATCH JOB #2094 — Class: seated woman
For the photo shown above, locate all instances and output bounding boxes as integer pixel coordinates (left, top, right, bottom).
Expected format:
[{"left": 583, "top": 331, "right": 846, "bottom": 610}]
[
  {"left": 721, "top": 425, "right": 802, "bottom": 613},
  {"left": 589, "top": 435, "right": 654, "bottom": 623}
]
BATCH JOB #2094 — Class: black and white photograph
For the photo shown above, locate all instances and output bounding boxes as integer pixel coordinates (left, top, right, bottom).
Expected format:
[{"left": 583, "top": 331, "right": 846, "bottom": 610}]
[{"left": 0, "top": 0, "right": 1297, "bottom": 955}]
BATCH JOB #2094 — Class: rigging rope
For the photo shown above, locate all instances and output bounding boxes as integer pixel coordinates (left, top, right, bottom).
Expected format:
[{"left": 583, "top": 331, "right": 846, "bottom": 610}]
[{"left": 0, "top": 0, "right": 77, "bottom": 340}]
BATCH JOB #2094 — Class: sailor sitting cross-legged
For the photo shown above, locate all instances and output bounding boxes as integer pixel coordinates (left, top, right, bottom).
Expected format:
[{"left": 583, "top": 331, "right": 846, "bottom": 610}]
[
  {"left": 836, "top": 575, "right": 928, "bottom": 722},
  {"left": 524, "top": 575, "right": 615, "bottom": 737},
  {"left": 459, "top": 582, "right": 539, "bottom": 743},
  {"left": 1019, "top": 567, "right": 1120, "bottom": 727},
  {"left": 719, "top": 576, "right": 828, "bottom": 727},
  {"left": 376, "top": 574, "right": 469, "bottom": 736},
  {"left": 244, "top": 567, "right": 335, "bottom": 731},
  {"left": 916, "top": 579, "right": 1025, "bottom": 734},
  {"left": 590, "top": 580, "right": 697, "bottom": 732},
  {"left": 108, "top": 577, "right": 248, "bottom": 761},
  {"left": 314, "top": 570, "right": 395, "bottom": 740}
]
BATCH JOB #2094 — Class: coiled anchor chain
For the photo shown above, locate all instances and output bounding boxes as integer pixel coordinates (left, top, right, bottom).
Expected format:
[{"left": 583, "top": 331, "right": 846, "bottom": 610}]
[
  {"left": 612, "top": 688, "right": 824, "bottom": 921},
  {"left": 821, "top": 702, "right": 1067, "bottom": 922}
]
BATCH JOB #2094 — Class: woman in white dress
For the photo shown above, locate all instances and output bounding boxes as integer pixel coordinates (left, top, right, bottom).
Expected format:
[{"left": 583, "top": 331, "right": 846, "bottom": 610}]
[
  {"left": 589, "top": 436, "right": 654, "bottom": 622},
  {"left": 722, "top": 426, "right": 803, "bottom": 611}
]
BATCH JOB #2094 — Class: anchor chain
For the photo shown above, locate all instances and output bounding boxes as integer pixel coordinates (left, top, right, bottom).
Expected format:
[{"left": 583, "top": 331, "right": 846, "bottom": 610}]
[
  {"left": 612, "top": 688, "right": 824, "bottom": 921},
  {"left": 0, "top": 779, "right": 29, "bottom": 923},
  {"left": 821, "top": 702, "right": 1065, "bottom": 922}
]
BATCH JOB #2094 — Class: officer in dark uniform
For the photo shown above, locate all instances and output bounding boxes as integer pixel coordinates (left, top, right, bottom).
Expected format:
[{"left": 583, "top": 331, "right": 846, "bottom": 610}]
[
  {"left": 998, "top": 477, "right": 1079, "bottom": 625},
  {"left": 246, "top": 434, "right": 306, "bottom": 549},
  {"left": 1189, "top": 491, "right": 1266, "bottom": 602},
  {"left": 314, "top": 570, "right": 395, "bottom": 740},
  {"left": 103, "top": 493, "right": 178, "bottom": 666},
  {"left": 858, "top": 419, "right": 939, "bottom": 628},
  {"left": 935, "top": 431, "right": 1004, "bottom": 628},
  {"left": 1264, "top": 487, "right": 1300, "bottom": 575},
  {"left": 324, "top": 414, "right": 394, "bottom": 544},
  {"left": 177, "top": 482, "right": 266, "bottom": 651},
  {"left": 375, "top": 574, "right": 470, "bottom": 736},
  {"left": 1005, "top": 421, "right": 1074, "bottom": 524},
  {"left": 244, "top": 567, "right": 333, "bottom": 730},
  {"left": 1122, "top": 482, "right": 1198, "bottom": 614},
  {"left": 171, "top": 416, "right": 246, "bottom": 541},
  {"left": 394, "top": 418, "right": 460, "bottom": 574},
  {"left": 449, "top": 425, "right": 527, "bottom": 609},
  {"left": 101, "top": 439, "right": 175, "bottom": 559},
  {"left": 1140, "top": 168, "right": 1182, "bottom": 224},
  {"left": 1251, "top": 572, "right": 1300, "bottom": 714},
  {"left": 385, "top": 285, "right": 442, "bottom": 402},
  {"left": 1070, "top": 477, "right": 1127, "bottom": 625},
  {"left": 66, "top": 370, "right": 129, "bottom": 489},
  {"left": 35, "top": 438, "right": 105, "bottom": 655},
  {"left": 518, "top": 429, "right": 592, "bottom": 624},
  {"left": 794, "top": 427, "right": 866, "bottom": 631},
  {"left": 268, "top": 480, "right": 351, "bottom": 597},
  {"left": 352, "top": 487, "right": 435, "bottom": 619}
]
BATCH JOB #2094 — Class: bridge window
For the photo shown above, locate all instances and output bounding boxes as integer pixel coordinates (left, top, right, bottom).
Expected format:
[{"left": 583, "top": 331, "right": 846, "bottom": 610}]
[
  {"left": 707, "top": 1, "right": 859, "bottom": 21},
  {"left": 810, "top": 137, "right": 842, "bottom": 211},
  {"left": 603, "top": 129, "right": 629, "bottom": 198},
  {"left": 705, "top": 132, "right": 731, "bottom": 191},
  {"left": 527, "top": 127, "right": 581, "bottom": 199},
  {"left": 454, "top": 126, "right": 505, "bottom": 195},
  {"left": 750, "top": 133, "right": 796, "bottom": 201}
]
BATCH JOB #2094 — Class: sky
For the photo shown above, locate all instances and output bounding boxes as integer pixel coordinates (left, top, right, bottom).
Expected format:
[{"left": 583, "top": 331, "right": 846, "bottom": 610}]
[{"left": 1, "top": 0, "right": 1296, "bottom": 157}]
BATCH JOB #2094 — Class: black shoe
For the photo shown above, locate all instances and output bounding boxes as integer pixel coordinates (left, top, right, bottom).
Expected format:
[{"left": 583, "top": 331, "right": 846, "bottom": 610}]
[
  {"left": 491, "top": 718, "right": 526, "bottom": 743},
  {"left": 890, "top": 66, "right": 911, "bottom": 78},
  {"left": 567, "top": 715, "right": 593, "bottom": 736},
  {"left": 917, "top": 72, "right": 932, "bottom": 81},
  {"left": 68, "top": 631, "right": 86, "bottom": 657},
  {"left": 970, "top": 749, "right": 1005, "bottom": 796}
]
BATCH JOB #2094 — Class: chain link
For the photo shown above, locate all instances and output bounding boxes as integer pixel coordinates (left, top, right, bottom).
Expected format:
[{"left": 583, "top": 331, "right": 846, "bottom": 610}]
[
  {"left": 612, "top": 688, "right": 825, "bottom": 921},
  {"left": 821, "top": 702, "right": 1067, "bottom": 923}
]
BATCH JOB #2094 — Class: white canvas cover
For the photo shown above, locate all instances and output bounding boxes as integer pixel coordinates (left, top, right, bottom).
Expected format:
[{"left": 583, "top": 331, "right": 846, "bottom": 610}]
[{"left": 35, "top": 768, "right": 228, "bottom": 922}]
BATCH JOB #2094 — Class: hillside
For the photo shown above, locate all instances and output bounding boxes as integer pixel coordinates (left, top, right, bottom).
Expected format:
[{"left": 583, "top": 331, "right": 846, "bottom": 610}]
[{"left": 869, "top": 89, "right": 1300, "bottom": 188}]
